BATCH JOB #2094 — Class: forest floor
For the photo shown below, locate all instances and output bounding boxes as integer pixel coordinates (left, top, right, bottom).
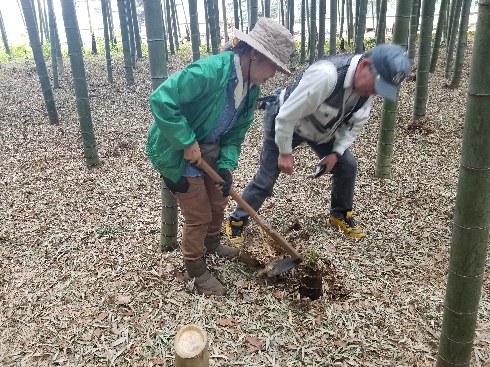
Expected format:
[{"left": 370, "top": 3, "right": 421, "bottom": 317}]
[{"left": 0, "top": 44, "right": 489, "bottom": 367}]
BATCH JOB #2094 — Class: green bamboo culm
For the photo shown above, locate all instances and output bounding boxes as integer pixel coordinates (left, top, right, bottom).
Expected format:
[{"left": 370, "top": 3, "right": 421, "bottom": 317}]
[
  {"left": 165, "top": 0, "right": 175, "bottom": 55},
  {"left": 52, "top": 9, "right": 63, "bottom": 75},
  {"left": 188, "top": 0, "right": 200, "bottom": 61},
  {"left": 449, "top": 0, "right": 471, "bottom": 87},
  {"left": 60, "top": 0, "right": 100, "bottom": 167},
  {"left": 412, "top": 0, "right": 436, "bottom": 119},
  {"left": 249, "top": 0, "right": 258, "bottom": 30},
  {"left": 233, "top": 0, "right": 239, "bottom": 29},
  {"left": 374, "top": 0, "right": 412, "bottom": 179},
  {"left": 143, "top": 0, "right": 177, "bottom": 252},
  {"left": 20, "top": 0, "right": 59, "bottom": 124},
  {"left": 318, "top": 0, "right": 326, "bottom": 57},
  {"left": 144, "top": 0, "right": 168, "bottom": 90},
  {"left": 300, "top": 0, "right": 306, "bottom": 62},
  {"left": 329, "top": 0, "right": 337, "bottom": 55},
  {"left": 107, "top": 0, "right": 115, "bottom": 43},
  {"left": 444, "top": 0, "right": 463, "bottom": 79},
  {"left": 100, "top": 0, "right": 113, "bottom": 83},
  {"left": 124, "top": 0, "right": 136, "bottom": 67},
  {"left": 0, "top": 10, "right": 12, "bottom": 60},
  {"left": 170, "top": 0, "right": 179, "bottom": 52},
  {"left": 339, "top": 0, "right": 345, "bottom": 41},
  {"left": 407, "top": 0, "right": 419, "bottom": 59},
  {"left": 347, "top": 0, "right": 354, "bottom": 44},
  {"left": 116, "top": 0, "right": 134, "bottom": 84},
  {"left": 264, "top": 0, "right": 271, "bottom": 17},
  {"left": 205, "top": 0, "right": 219, "bottom": 53},
  {"left": 130, "top": 0, "right": 142, "bottom": 59},
  {"left": 429, "top": 0, "right": 449, "bottom": 72},
  {"left": 436, "top": 2, "right": 490, "bottom": 366},
  {"left": 309, "top": 0, "right": 317, "bottom": 63},
  {"left": 376, "top": 0, "right": 387, "bottom": 44},
  {"left": 355, "top": 0, "right": 368, "bottom": 53},
  {"left": 37, "top": 0, "right": 45, "bottom": 44},
  {"left": 288, "top": 0, "right": 294, "bottom": 35},
  {"left": 46, "top": 0, "right": 59, "bottom": 87}
]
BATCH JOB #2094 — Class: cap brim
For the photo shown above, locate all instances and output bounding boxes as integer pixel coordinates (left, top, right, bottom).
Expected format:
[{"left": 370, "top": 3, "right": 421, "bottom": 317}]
[
  {"left": 374, "top": 77, "right": 397, "bottom": 102},
  {"left": 234, "top": 28, "right": 291, "bottom": 75}
]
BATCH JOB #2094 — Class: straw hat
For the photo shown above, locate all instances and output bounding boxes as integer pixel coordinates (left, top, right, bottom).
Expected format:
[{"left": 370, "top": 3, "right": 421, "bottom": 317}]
[{"left": 234, "top": 18, "right": 294, "bottom": 74}]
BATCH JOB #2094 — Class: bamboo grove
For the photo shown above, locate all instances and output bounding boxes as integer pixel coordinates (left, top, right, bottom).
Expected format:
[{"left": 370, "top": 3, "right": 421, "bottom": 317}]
[{"left": 0, "top": 0, "right": 487, "bottom": 365}]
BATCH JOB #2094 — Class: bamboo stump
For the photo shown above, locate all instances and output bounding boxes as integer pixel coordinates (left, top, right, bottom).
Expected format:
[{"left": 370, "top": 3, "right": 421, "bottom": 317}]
[{"left": 174, "top": 324, "right": 209, "bottom": 367}]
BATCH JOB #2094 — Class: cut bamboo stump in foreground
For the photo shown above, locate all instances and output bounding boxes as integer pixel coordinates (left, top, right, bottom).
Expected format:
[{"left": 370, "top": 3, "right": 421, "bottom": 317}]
[{"left": 174, "top": 324, "right": 209, "bottom": 367}]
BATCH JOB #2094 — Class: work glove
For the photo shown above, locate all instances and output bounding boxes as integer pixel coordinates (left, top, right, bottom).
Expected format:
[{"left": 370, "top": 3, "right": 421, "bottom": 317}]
[
  {"left": 183, "top": 141, "right": 201, "bottom": 165},
  {"left": 218, "top": 168, "right": 232, "bottom": 197}
]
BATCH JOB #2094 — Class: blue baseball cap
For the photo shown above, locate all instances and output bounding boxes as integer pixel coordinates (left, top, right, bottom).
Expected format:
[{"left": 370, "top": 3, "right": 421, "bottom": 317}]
[{"left": 367, "top": 44, "right": 410, "bottom": 102}]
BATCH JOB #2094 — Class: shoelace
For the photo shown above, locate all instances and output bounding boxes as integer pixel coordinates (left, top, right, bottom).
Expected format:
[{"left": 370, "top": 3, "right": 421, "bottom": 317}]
[{"left": 345, "top": 216, "right": 357, "bottom": 228}]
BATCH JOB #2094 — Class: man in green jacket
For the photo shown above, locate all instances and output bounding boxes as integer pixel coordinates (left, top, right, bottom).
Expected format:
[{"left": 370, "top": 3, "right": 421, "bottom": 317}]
[{"left": 147, "top": 18, "right": 294, "bottom": 296}]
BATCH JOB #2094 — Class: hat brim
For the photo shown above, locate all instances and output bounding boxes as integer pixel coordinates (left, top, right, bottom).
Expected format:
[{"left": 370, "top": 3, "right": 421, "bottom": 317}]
[
  {"left": 234, "top": 28, "right": 291, "bottom": 75},
  {"left": 374, "top": 76, "right": 397, "bottom": 102}
]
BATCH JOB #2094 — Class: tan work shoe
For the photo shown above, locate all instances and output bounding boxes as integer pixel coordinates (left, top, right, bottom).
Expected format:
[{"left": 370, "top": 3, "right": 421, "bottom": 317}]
[
  {"left": 329, "top": 210, "right": 366, "bottom": 239},
  {"left": 204, "top": 234, "right": 239, "bottom": 258},
  {"left": 184, "top": 258, "right": 226, "bottom": 296}
]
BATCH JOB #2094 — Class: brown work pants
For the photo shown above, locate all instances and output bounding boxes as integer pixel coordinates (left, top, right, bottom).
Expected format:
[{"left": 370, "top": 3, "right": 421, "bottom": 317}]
[{"left": 169, "top": 175, "right": 229, "bottom": 260}]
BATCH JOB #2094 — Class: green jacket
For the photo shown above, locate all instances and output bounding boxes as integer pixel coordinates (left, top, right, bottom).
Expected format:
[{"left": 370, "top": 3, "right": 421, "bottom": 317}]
[{"left": 146, "top": 51, "right": 260, "bottom": 183}]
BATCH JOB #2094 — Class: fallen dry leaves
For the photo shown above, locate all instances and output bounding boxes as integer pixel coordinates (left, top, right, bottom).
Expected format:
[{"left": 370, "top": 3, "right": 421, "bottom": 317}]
[{"left": 0, "top": 42, "right": 488, "bottom": 367}]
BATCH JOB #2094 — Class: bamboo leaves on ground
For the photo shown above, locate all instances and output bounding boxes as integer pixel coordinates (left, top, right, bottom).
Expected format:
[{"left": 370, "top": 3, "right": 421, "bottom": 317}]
[
  {"left": 374, "top": 0, "right": 411, "bottom": 179},
  {"left": 60, "top": 0, "right": 100, "bottom": 167},
  {"left": 20, "top": 0, "right": 59, "bottom": 124},
  {"left": 436, "top": 2, "right": 490, "bottom": 365}
]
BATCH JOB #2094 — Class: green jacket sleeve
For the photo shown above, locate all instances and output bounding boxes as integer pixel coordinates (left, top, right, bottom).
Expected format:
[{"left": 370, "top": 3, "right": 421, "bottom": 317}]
[{"left": 149, "top": 63, "right": 220, "bottom": 150}]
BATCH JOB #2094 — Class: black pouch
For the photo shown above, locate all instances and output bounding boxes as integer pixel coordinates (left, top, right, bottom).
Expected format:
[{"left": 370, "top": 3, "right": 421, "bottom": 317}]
[{"left": 162, "top": 176, "right": 190, "bottom": 193}]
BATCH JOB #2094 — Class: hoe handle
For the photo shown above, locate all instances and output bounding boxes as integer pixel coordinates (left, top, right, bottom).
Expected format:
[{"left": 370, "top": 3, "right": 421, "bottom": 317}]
[{"left": 198, "top": 160, "right": 302, "bottom": 259}]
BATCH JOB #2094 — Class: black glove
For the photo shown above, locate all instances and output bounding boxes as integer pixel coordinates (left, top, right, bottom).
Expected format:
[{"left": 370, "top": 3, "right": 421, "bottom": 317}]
[{"left": 218, "top": 169, "right": 232, "bottom": 197}]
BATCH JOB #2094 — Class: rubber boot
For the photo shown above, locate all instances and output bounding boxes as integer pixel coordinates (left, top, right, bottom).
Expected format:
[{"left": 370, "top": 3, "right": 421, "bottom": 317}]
[
  {"left": 204, "top": 234, "right": 239, "bottom": 258},
  {"left": 184, "top": 258, "right": 226, "bottom": 296}
]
